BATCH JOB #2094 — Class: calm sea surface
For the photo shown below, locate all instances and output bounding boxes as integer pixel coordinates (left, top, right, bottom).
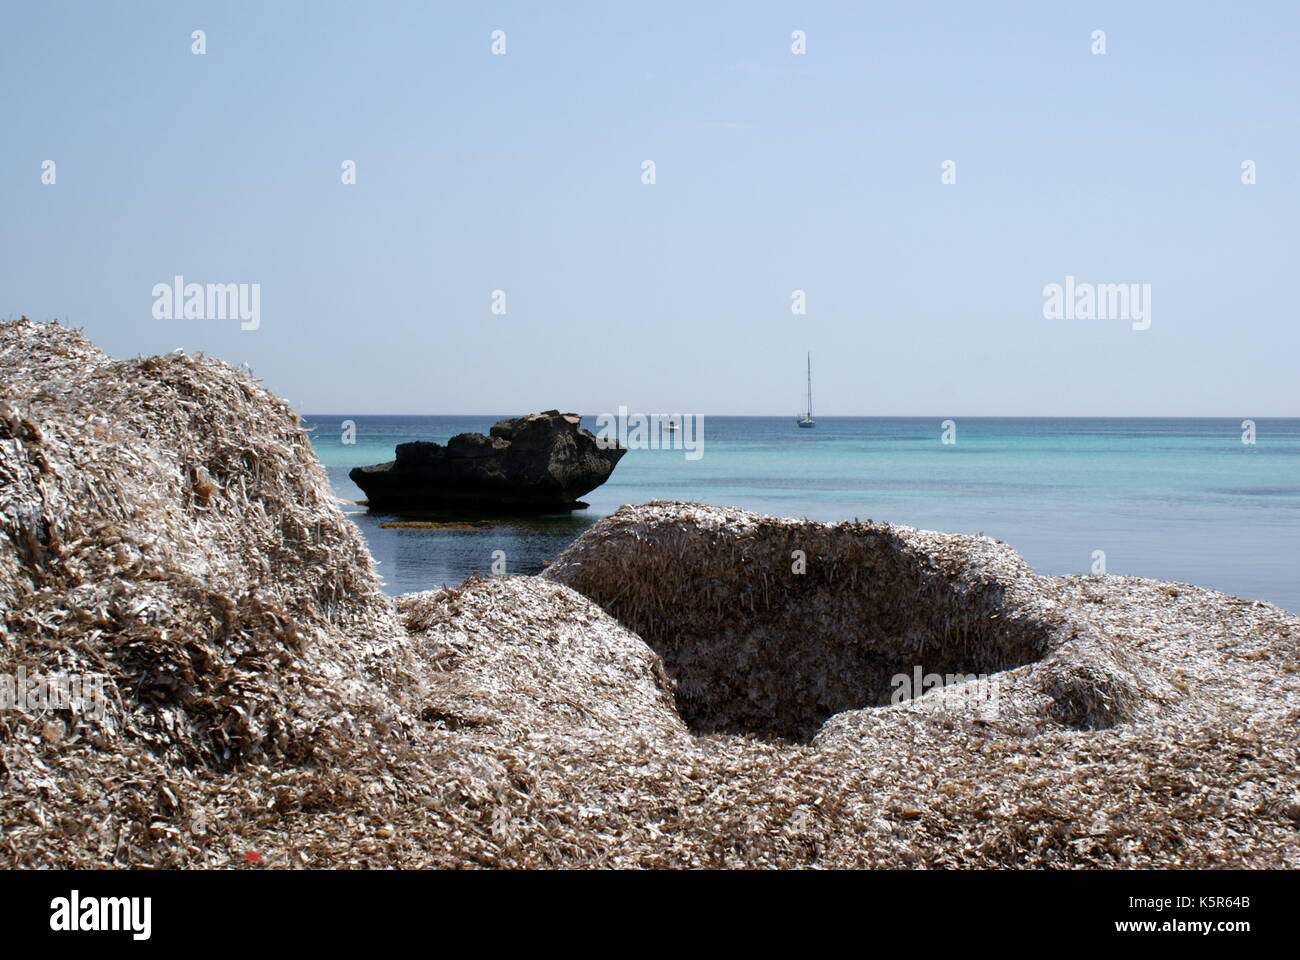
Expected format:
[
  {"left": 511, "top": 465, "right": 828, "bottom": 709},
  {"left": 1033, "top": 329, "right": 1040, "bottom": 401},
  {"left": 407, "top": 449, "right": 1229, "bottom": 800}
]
[{"left": 304, "top": 416, "right": 1300, "bottom": 612}]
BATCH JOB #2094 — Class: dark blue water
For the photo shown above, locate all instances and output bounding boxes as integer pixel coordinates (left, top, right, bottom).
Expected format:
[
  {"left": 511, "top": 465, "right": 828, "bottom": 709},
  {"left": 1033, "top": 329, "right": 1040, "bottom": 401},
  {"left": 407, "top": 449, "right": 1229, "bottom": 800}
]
[{"left": 305, "top": 415, "right": 1300, "bottom": 612}]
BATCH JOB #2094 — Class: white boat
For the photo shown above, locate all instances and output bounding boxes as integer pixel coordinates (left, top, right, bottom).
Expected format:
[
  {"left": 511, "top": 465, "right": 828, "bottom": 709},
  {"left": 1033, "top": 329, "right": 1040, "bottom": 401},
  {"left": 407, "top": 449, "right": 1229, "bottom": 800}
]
[{"left": 797, "top": 352, "right": 815, "bottom": 428}]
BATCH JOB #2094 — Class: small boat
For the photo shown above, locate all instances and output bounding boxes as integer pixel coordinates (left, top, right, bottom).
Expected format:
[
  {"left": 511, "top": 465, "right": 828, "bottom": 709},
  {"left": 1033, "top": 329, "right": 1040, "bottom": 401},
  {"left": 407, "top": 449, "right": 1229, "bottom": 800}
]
[
  {"left": 797, "top": 352, "right": 815, "bottom": 428},
  {"left": 664, "top": 416, "right": 679, "bottom": 432}
]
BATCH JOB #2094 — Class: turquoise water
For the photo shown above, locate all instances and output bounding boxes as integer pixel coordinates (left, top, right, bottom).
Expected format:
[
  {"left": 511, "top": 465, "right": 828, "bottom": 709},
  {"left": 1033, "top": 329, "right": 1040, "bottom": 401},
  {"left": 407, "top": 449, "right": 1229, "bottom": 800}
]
[{"left": 305, "top": 416, "right": 1300, "bottom": 612}]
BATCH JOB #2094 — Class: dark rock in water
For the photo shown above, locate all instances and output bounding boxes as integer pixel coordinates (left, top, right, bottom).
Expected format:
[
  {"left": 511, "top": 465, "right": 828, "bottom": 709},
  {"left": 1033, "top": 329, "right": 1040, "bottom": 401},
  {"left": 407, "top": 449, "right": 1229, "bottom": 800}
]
[{"left": 350, "top": 410, "right": 625, "bottom": 514}]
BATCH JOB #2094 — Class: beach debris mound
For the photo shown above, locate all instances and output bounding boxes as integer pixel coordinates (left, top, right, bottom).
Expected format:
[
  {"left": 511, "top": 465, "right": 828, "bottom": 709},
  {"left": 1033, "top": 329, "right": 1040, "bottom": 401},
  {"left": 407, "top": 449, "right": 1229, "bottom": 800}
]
[
  {"left": 397, "top": 575, "right": 687, "bottom": 743},
  {"left": 0, "top": 319, "right": 428, "bottom": 865},
  {"left": 0, "top": 319, "right": 403, "bottom": 771},
  {"left": 546, "top": 501, "right": 1065, "bottom": 741},
  {"left": 349, "top": 410, "right": 625, "bottom": 514}
]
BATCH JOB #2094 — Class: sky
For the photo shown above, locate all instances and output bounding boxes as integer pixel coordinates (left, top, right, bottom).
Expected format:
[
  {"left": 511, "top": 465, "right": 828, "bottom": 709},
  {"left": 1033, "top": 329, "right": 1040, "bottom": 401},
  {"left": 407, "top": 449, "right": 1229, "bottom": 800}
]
[{"left": 1, "top": 1, "right": 1297, "bottom": 416}]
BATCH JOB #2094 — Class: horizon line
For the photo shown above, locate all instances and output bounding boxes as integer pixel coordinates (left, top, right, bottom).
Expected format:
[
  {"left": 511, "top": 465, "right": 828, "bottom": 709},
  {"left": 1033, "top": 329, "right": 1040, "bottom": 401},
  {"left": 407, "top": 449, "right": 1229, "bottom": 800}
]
[{"left": 298, "top": 412, "right": 1297, "bottom": 420}]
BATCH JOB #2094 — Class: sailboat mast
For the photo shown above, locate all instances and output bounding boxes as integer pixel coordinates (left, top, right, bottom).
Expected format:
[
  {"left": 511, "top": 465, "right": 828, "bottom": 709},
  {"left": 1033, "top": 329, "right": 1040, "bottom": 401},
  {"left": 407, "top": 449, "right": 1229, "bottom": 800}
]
[
  {"left": 806, "top": 352, "right": 812, "bottom": 418},
  {"left": 796, "top": 352, "right": 816, "bottom": 426}
]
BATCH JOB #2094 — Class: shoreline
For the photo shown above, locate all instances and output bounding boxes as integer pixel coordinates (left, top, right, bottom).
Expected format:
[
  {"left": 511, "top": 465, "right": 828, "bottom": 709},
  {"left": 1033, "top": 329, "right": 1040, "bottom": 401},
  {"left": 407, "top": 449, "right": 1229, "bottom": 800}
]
[{"left": 308, "top": 413, "right": 1300, "bottom": 612}]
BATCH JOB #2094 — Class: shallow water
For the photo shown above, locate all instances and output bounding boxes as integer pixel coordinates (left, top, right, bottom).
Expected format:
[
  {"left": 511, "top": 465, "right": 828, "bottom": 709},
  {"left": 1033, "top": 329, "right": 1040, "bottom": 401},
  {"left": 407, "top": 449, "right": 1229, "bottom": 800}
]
[{"left": 305, "top": 415, "right": 1300, "bottom": 612}]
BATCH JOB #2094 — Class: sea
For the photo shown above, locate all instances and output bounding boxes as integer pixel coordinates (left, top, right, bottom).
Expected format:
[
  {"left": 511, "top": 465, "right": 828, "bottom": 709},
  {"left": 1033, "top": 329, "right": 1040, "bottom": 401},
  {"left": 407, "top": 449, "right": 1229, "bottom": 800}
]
[{"left": 304, "top": 416, "right": 1300, "bottom": 613}]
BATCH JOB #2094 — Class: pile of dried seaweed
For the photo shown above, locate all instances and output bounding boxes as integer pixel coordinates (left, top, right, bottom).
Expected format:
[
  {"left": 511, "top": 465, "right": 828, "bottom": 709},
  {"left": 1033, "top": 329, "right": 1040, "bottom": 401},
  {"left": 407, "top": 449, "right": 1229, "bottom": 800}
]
[
  {"left": 546, "top": 503, "right": 1065, "bottom": 740},
  {"left": 2, "top": 319, "right": 1296, "bottom": 868}
]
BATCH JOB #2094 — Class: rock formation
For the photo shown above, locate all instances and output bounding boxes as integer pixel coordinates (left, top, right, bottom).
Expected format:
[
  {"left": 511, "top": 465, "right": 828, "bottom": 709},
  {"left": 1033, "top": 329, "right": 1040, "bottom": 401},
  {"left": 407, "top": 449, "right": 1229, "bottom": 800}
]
[{"left": 349, "top": 410, "right": 625, "bottom": 513}]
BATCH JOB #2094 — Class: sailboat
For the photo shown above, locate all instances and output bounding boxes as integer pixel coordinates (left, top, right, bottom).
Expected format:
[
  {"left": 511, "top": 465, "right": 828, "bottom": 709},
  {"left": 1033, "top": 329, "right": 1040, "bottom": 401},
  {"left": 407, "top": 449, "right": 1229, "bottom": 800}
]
[{"left": 797, "top": 352, "right": 815, "bottom": 428}]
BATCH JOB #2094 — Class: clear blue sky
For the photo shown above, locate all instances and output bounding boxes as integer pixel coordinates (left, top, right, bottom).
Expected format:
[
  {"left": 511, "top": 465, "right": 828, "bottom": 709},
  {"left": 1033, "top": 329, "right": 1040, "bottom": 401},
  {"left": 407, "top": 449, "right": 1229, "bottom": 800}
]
[{"left": 2, "top": 1, "right": 1296, "bottom": 415}]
